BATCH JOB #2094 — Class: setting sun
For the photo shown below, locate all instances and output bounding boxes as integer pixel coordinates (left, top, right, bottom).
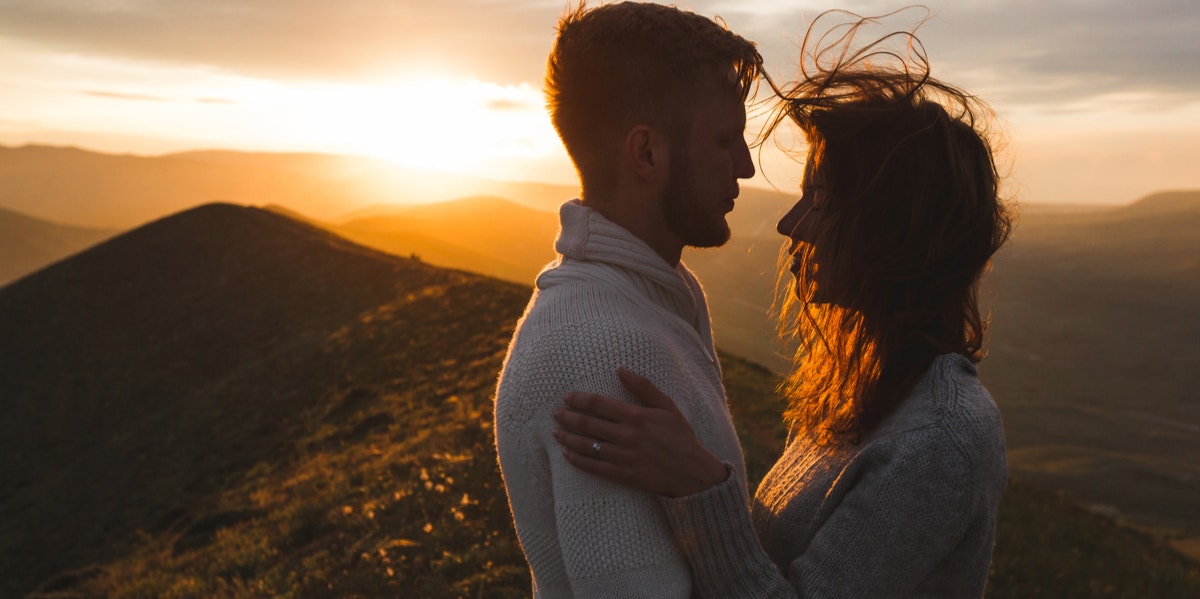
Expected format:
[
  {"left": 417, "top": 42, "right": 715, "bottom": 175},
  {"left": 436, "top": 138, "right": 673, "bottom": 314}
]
[{"left": 265, "top": 77, "right": 565, "bottom": 175}]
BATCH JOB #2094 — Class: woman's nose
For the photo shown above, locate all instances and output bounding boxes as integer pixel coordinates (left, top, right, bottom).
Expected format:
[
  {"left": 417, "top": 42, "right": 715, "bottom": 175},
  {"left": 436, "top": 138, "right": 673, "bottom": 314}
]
[{"left": 777, "top": 199, "right": 807, "bottom": 238}]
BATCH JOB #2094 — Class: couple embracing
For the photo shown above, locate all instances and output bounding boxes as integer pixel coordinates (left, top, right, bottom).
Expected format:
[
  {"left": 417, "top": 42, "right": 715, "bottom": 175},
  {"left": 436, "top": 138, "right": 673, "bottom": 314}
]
[{"left": 494, "top": 3, "right": 1012, "bottom": 597}]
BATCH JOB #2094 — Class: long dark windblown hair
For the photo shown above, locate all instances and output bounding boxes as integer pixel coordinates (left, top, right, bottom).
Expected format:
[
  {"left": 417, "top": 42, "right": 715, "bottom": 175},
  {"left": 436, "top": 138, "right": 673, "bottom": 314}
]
[{"left": 769, "top": 10, "right": 1013, "bottom": 445}]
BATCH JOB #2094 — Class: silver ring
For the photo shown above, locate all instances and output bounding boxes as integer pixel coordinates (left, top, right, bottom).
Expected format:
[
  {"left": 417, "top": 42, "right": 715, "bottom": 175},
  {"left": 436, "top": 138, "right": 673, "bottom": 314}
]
[{"left": 590, "top": 440, "right": 603, "bottom": 458}]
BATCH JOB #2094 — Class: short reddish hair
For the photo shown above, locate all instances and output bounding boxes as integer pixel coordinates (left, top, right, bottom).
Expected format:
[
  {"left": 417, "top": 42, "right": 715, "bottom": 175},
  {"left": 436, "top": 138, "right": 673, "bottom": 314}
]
[{"left": 545, "top": 2, "right": 761, "bottom": 196}]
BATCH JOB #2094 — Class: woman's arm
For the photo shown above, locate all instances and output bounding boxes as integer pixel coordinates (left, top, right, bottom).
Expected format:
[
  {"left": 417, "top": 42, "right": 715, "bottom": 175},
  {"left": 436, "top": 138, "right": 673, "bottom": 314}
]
[{"left": 553, "top": 371, "right": 984, "bottom": 598}]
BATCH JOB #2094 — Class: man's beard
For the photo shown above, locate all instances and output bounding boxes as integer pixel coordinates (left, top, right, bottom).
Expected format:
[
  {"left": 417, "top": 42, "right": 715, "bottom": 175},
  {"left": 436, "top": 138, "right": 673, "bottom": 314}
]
[{"left": 663, "top": 152, "right": 730, "bottom": 248}]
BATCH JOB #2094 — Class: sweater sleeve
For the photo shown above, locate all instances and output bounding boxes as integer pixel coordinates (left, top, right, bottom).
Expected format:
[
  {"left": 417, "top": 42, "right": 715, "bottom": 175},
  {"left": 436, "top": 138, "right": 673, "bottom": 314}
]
[
  {"left": 497, "top": 318, "right": 697, "bottom": 598},
  {"left": 661, "top": 427, "right": 975, "bottom": 598},
  {"left": 661, "top": 472, "right": 794, "bottom": 598}
]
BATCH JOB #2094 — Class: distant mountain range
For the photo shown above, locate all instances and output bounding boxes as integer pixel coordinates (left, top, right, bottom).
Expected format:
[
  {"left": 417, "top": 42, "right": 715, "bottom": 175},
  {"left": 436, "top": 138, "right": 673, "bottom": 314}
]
[
  {"left": 0, "top": 144, "right": 580, "bottom": 228},
  {"left": 333, "top": 195, "right": 562, "bottom": 285},
  {"left": 0, "top": 206, "right": 116, "bottom": 286}
]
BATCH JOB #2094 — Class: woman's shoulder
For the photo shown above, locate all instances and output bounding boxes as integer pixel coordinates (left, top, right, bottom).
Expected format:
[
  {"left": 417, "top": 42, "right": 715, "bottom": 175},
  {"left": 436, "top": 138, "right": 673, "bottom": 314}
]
[
  {"left": 867, "top": 354, "right": 1005, "bottom": 472},
  {"left": 929, "top": 354, "right": 1005, "bottom": 448}
]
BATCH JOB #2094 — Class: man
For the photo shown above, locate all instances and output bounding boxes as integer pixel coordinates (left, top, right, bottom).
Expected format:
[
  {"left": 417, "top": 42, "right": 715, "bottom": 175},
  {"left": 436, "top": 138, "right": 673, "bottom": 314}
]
[{"left": 494, "top": 2, "right": 761, "bottom": 596}]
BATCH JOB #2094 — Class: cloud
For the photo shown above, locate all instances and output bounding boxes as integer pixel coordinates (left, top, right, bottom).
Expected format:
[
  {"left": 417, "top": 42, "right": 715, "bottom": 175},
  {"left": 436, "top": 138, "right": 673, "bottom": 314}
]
[
  {"left": 82, "top": 89, "right": 168, "bottom": 101},
  {"left": 2, "top": 0, "right": 1196, "bottom": 110},
  {"left": 79, "top": 89, "right": 234, "bottom": 104},
  {"left": 695, "top": 0, "right": 1200, "bottom": 109},
  {"left": 927, "top": 0, "right": 1199, "bottom": 106},
  {"left": 486, "top": 98, "right": 528, "bottom": 111},
  {"left": 0, "top": 0, "right": 562, "bottom": 83}
]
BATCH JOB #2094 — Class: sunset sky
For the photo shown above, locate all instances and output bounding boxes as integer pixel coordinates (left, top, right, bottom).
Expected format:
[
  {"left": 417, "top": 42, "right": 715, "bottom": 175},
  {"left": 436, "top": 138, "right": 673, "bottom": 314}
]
[{"left": 1, "top": 0, "right": 1197, "bottom": 205}]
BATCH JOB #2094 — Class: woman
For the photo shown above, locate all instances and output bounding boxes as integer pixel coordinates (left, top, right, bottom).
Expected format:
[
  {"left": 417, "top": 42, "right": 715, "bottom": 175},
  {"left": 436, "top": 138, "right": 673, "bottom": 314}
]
[{"left": 551, "top": 11, "right": 1014, "bottom": 598}]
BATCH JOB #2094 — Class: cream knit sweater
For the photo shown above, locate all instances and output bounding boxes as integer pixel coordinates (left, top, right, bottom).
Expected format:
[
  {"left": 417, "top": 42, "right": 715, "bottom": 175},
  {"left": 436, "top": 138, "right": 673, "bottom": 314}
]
[
  {"left": 659, "top": 353, "right": 1007, "bottom": 598},
  {"left": 494, "top": 200, "right": 748, "bottom": 598}
]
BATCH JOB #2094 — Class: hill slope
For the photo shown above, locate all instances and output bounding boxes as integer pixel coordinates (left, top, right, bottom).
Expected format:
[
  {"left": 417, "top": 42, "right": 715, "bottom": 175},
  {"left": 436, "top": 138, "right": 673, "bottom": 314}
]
[
  {"left": 0, "top": 206, "right": 115, "bottom": 287},
  {"left": 980, "top": 191, "right": 1200, "bottom": 556},
  {"left": 0, "top": 203, "right": 534, "bottom": 596},
  {"left": 337, "top": 195, "right": 560, "bottom": 286}
]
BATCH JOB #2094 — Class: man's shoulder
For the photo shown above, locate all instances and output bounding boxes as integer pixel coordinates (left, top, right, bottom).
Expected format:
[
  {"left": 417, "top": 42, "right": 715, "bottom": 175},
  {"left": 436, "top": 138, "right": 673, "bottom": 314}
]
[
  {"left": 520, "top": 272, "right": 645, "bottom": 333},
  {"left": 503, "top": 307, "right": 663, "bottom": 377}
]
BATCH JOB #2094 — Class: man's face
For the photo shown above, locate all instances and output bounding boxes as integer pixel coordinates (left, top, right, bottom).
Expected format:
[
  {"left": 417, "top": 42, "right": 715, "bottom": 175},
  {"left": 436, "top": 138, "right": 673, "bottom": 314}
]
[{"left": 663, "top": 92, "right": 755, "bottom": 248}]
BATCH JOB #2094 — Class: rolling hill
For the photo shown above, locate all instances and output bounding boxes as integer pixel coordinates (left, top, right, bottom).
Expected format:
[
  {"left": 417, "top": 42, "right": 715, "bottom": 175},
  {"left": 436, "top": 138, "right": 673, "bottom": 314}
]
[
  {"left": 0, "top": 206, "right": 116, "bottom": 287},
  {"left": 981, "top": 191, "right": 1200, "bottom": 558},
  {"left": 0, "top": 203, "right": 534, "bottom": 596},
  {"left": 335, "top": 196, "right": 561, "bottom": 285},
  {"left": 2, "top": 202, "right": 1198, "bottom": 597}
]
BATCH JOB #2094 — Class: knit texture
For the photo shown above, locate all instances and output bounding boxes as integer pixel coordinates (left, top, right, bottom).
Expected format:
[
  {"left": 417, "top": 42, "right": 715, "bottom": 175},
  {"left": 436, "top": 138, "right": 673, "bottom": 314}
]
[
  {"left": 494, "top": 200, "right": 748, "bottom": 598},
  {"left": 661, "top": 353, "right": 1007, "bottom": 598}
]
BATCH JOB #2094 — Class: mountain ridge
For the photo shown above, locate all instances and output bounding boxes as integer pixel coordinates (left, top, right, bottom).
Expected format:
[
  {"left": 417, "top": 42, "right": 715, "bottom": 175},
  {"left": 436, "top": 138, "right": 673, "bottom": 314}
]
[
  {"left": 0, "top": 201, "right": 533, "bottom": 596},
  {"left": 0, "top": 205, "right": 116, "bottom": 287}
]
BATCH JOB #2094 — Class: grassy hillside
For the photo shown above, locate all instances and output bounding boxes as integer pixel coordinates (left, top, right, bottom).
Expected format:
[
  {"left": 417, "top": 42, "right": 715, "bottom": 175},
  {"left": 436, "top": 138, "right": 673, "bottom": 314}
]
[
  {"left": 3, "top": 203, "right": 1198, "bottom": 597},
  {"left": 0, "top": 203, "right": 533, "bottom": 597},
  {"left": 0, "top": 206, "right": 116, "bottom": 287},
  {"left": 981, "top": 192, "right": 1200, "bottom": 559}
]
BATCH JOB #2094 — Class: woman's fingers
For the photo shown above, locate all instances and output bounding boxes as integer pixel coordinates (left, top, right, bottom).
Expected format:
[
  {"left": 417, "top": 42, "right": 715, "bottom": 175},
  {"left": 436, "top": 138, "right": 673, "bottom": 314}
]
[
  {"left": 552, "top": 427, "right": 628, "bottom": 464},
  {"left": 554, "top": 403, "right": 626, "bottom": 441},
  {"left": 560, "top": 441, "right": 627, "bottom": 481},
  {"left": 552, "top": 370, "right": 722, "bottom": 497},
  {"left": 562, "top": 390, "right": 638, "bottom": 421},
  {"left": 617, "top": 367, "right": 683, "bottom": 415}
]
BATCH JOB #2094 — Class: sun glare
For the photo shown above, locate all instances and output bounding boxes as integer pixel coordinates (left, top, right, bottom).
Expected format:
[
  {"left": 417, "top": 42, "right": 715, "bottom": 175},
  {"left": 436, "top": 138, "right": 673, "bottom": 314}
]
[
  {"left": 265, "top": 78, "right": 565, "bottom": 177},
  {"left": 0, "top": 41, "right": 571, "bottom": 182}
]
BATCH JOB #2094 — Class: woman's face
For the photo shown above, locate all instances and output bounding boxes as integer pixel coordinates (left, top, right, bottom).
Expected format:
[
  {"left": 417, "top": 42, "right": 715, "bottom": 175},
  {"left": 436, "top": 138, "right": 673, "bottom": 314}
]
[{"left": 777, "top": 167, "right": 829, "bottom": 298}]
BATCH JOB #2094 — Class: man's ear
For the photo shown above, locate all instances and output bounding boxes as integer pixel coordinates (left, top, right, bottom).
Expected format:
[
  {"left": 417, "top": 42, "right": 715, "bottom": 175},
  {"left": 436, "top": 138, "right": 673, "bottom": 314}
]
[{"left": 623, "top": 125, "right": 669, "bottom": 182}]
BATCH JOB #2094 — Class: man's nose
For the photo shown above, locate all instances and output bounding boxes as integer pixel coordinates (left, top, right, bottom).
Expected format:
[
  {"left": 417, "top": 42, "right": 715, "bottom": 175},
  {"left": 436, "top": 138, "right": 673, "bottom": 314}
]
[{"left": 735, "top": 140, "right": 755, "bottom": 180}]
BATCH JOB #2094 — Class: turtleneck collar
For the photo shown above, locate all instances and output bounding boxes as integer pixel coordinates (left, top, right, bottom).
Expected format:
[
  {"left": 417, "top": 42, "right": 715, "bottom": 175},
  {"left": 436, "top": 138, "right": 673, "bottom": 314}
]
[{"left": 539, "top": 199, "right": 711, "bottom": 343}]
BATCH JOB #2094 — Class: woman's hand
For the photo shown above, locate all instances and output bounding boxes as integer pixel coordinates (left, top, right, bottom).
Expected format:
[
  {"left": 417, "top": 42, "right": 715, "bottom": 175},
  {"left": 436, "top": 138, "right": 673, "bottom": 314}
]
[{"left": 553, "top": 367, "right": 729, "bottom": 498}]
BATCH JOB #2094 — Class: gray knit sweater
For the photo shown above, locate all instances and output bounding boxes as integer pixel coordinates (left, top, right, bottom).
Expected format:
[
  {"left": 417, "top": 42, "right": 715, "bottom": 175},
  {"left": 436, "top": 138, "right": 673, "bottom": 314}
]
[
  {"left": 495, "top": 200, "right": 748, "bottom": 598},
  {"left": 661, "top": 353, "right": 1007, "bottom": 598}
]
